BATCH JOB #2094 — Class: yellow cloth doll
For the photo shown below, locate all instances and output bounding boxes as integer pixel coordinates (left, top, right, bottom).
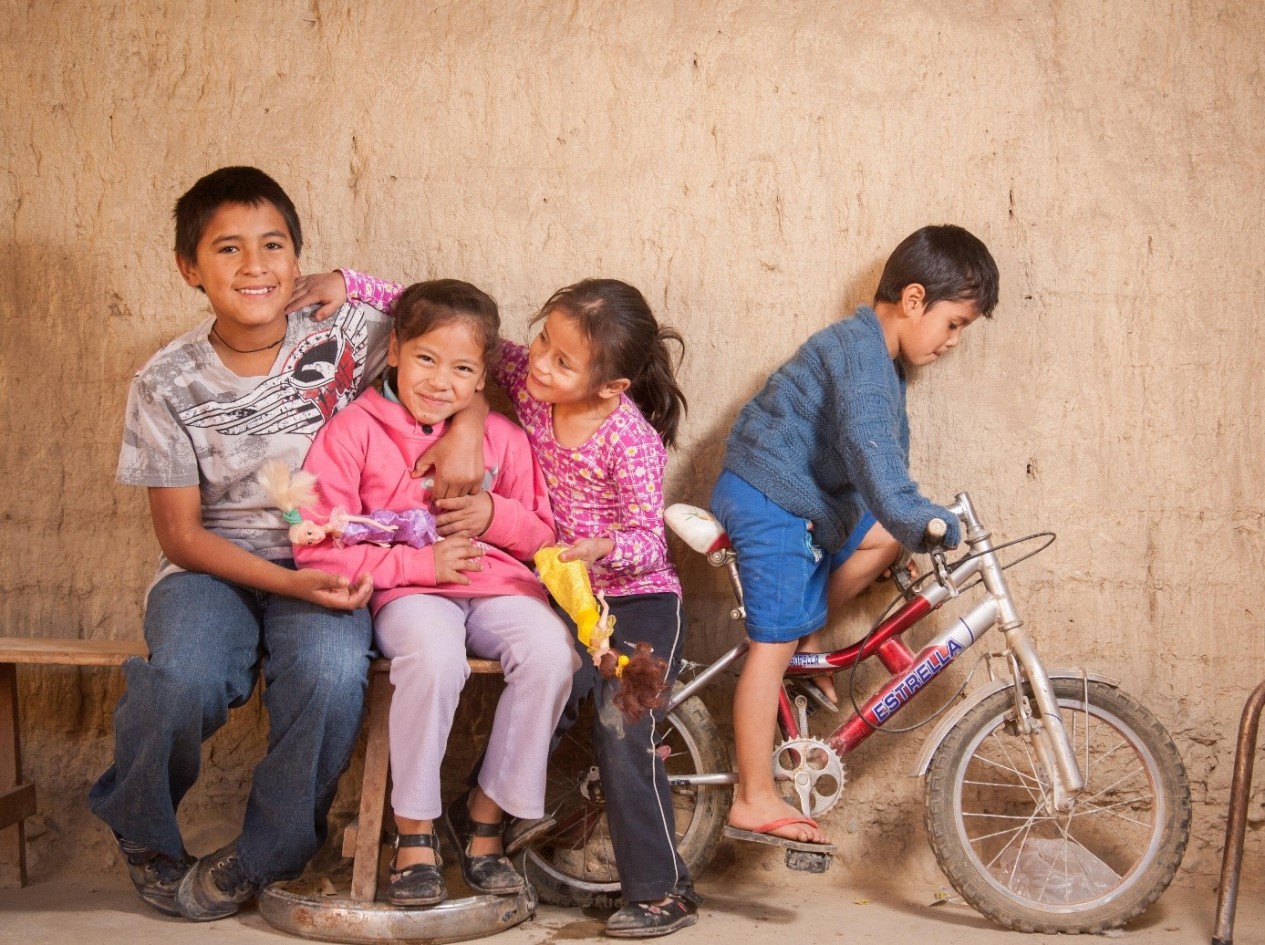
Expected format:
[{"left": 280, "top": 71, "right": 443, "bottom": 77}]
[{"left": 533, "top": 547, "right": 668, "bottom": 722}]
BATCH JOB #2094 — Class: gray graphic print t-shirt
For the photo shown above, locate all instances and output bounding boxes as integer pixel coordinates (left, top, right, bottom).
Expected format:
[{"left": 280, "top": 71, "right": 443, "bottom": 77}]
[{"left": 117, "top": 301, "right": 391, "bottom": 582}]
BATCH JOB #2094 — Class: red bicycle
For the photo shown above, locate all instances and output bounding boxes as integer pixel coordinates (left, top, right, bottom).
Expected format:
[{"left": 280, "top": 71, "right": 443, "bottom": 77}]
[{"left": 522, "top": 492, "right": 1191, "bottom": 934}]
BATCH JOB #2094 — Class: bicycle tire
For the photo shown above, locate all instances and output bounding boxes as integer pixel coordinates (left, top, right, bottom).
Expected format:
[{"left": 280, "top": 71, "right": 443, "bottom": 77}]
[
  {"left": 924, "top": 678, "right": 1191, "bottom": 933},
  {"left": 522, "top": 687, "right": 732, "bottom": 909}
]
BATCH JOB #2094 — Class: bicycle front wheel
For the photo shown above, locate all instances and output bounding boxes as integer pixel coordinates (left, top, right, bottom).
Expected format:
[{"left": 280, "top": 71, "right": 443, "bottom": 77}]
[
  {"left": 522, "top": 688, "right": 732, "bottom": 909},
  {"left": 924, "top": 679, "right": 1190, "bottom": 933}
]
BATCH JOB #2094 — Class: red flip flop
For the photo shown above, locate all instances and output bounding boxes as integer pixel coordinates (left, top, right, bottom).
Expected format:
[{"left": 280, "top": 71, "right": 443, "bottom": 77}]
[{"left": 723, "top": 817, "right": 836, "bottom": 853}]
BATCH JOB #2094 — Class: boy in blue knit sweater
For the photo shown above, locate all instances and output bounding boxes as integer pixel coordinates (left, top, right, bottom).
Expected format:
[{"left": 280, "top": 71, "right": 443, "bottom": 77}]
[{"left": 711, "top": 224, "right": 999, "bottom": 848}]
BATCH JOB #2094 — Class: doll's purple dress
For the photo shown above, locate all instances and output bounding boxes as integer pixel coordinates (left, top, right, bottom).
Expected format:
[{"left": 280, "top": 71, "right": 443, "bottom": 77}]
[{"left": 336, "top": 509, "right": 439, "bottom": 549}]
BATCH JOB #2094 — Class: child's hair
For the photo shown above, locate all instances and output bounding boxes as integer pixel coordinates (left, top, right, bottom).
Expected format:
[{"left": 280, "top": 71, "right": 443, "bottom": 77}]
[
  {"left": 174, "top": 166, "right": 303, "bottom": 265},
  {"left": 533, "top": 279, "right": 687, "bottom": 448},
  {"left": 392, "top": 279, "right": 500, "bottom": 360},
  {"left": 874, "top": 224, "right": 1000, "bottom": 318}
]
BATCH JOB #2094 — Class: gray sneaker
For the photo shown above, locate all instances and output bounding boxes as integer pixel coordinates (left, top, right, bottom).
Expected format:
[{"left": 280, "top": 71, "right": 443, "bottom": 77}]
[
  {"left": 113, "top": 832, "right": 195, "bottom": 917},
  {"left": 175, "top": 842, "right": 261, "bottom": 921}
]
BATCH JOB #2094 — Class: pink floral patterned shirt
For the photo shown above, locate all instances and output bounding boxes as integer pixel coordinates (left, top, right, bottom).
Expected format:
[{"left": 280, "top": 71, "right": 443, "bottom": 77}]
[{"left": 342, "top": 269, "right": 682, "bottom": 598}]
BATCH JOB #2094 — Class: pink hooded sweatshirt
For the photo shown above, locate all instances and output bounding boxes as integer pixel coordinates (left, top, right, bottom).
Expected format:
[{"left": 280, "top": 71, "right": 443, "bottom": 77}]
[{"left": 294, "top": 387, "right": 555, "bottom": 615}]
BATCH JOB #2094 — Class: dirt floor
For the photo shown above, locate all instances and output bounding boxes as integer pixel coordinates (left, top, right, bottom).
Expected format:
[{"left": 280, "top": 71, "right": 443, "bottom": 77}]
[{"left": 0, "top": 858, "right": 1254, "bottom": 945}]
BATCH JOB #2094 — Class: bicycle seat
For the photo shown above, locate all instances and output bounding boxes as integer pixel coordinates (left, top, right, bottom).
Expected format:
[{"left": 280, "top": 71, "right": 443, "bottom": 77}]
[{"left": 665, "top": 503, "right": 732, "bottom": 554}]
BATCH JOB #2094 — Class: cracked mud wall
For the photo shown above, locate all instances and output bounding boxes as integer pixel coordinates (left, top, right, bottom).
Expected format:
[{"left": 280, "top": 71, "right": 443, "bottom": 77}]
[{"left": 2, "top": 0, "right": 1262, "bottom": 890}]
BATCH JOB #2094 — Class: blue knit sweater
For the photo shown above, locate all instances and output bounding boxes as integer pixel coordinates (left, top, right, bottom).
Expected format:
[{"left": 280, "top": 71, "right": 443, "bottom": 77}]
[{"left": 722, "top": 307, "right": 960, "bottom": 553}]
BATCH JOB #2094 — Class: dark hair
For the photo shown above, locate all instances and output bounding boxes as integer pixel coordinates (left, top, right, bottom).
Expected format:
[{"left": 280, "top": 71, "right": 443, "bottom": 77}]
[
  {"left": 392, "top": 279, "right": 500, "bottom": 364},
  {"left": 533, "top": 279, "right": 687, "bottom": 448},
  {"left": 874, "top": 224, "right": 999, "bottom": 318},
  {"left": 173, "top": 166, "right": 303, "bottom": 265}
]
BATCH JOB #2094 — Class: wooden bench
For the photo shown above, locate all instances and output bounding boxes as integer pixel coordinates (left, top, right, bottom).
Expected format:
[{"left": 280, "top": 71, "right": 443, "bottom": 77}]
[
  {"left": 0, "top": 637, "right": 502, "bottom": 901},
  {"left": 0, "top": 637, "right": 148, "bottom": 888}
]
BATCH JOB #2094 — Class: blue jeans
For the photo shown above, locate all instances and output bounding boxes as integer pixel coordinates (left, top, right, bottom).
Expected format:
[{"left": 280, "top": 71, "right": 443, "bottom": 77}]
[{"left": 88, "top": 565, "right": 373, "bottom": 884}]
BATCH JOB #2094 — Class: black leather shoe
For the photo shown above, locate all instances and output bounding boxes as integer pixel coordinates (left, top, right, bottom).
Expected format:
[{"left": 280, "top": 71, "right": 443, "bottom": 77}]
[
  {"left": 443, "top": 791, "right": 524, "bottom": 895},
  {"left": 113, "top": 832, "right": 195, "bottom": 917},
  {"left": 175, "top": 842, "right": 261, "bottom": 922},
  {"left": 606, "top": 886, "right": 702, "bottom": 938},
  {"left": 386, "top": 831, "right": 447, "bottom": 907}
]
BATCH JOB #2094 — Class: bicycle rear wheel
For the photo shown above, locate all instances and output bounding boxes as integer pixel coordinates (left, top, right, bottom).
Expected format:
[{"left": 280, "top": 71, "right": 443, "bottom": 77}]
[
  {"left": 924, "top": 678, "right": 1190, "bottom": 933},
  {"left": 522, "top": 688, "right": 731, "bottom": 909}
]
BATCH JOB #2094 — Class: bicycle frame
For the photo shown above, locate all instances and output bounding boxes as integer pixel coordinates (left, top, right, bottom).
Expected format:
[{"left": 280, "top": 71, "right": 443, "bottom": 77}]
[{"left": 667, "top": 492, "right": 1086, "bottom": 809}]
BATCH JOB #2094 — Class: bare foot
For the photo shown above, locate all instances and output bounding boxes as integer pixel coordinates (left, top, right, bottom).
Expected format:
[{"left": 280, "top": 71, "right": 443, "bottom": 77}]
[{"left": 728, "top": 796, "right": 829, "bottom": 844}]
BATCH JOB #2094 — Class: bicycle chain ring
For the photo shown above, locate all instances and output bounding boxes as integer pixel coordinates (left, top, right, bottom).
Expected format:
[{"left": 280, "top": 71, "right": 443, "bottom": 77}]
[{"left": 772, "top": 737, "right": 845, "bottom": 818}]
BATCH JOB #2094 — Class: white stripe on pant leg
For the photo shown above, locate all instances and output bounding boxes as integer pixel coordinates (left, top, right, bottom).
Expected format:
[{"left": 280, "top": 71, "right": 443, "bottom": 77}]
[{"left": 644, "top": 594, "right": 684, "bottom": 891}]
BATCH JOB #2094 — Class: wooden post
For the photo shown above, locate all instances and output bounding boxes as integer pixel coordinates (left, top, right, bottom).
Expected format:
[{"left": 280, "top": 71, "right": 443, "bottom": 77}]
[
  {"left": 0, "top": 663, "right": 31, "bottom": 888},
  {"left": 350, "top": 666, "right": 394, "bottom": 902}
]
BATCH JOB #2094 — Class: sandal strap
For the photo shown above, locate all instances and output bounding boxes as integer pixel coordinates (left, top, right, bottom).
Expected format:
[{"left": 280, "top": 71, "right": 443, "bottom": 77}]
[
  {"left": 466, "top": 819, "right": 503, "bottom": 838},
  {"left": 394, "top": 831, "right": 439, "bottom": 850},
  {"left": 390, "top": 860, "right": 442, "bottom": 878}
]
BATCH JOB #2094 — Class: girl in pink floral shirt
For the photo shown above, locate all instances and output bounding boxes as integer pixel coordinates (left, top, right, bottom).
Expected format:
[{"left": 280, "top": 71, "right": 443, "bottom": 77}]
[{"left": 335, "top": 270, "right": 699, "bottom": 937}]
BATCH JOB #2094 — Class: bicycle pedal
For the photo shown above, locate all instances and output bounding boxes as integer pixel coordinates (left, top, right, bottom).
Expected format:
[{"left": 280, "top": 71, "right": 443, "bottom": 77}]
[
  {"left": 785, "top": 849, "right": 833, "bottom": 873},
  {"left": 790, "top": 678, "right": 839, "bottom": 714}
]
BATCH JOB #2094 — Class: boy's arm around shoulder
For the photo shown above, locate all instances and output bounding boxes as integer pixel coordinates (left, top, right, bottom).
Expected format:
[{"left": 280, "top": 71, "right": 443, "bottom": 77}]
[
  {"left": 836, "top": 380, "right": 961, "bottom": 550},
  {"left": 147, "top": 486, "right": 372, "bottom": 610},
  {"left": 477, "top": 415, "right": 556, "bottom": 559}
]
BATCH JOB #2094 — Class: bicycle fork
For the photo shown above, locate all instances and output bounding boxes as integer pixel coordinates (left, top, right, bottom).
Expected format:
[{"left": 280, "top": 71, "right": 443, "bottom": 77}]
[{"left": 1001, "top": 625, "right": 1085, "bottom": 811}]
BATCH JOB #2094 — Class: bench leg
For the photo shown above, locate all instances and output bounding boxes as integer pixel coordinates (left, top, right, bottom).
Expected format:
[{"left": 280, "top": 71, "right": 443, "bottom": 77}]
[
  {"left": 351, "top": 670, "right": 393, "bottom": 903},
  {"left": 0, "top": 663, "right": 31, "bottom": 888}
]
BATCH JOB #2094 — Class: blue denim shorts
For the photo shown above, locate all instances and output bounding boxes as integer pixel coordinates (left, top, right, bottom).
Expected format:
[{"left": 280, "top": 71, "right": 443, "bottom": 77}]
[{"left": 710, "top": 470, "right": 875, "bottom": 643}]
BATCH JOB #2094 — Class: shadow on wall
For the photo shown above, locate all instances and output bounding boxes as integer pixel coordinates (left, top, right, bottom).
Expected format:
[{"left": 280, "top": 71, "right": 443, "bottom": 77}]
[
  {"left": 0, "top": 240, "right": 210, "bottom": 879},
  {"left": 668, "top": 265, "right": 886, "bottom": 663}
]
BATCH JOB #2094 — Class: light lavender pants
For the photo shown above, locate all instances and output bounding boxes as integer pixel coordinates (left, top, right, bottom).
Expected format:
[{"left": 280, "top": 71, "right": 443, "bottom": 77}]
[{"left": 373, "top": 593, "right": 579, "bottom": 821}]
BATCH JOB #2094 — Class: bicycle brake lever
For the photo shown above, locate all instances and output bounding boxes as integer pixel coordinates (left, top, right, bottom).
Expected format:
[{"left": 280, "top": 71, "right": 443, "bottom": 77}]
[
  {"left": 890, "top": 550, "right": 916, "bottom": 599},
  {"left": 932, "top": 550, "right": 956, "bottom": 596}
]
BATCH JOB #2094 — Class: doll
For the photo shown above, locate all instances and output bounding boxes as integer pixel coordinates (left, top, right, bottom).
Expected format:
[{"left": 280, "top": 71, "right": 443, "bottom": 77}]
[
  {"left": 534, "top": 546, "right": 668, "bottom": 722},
  {"left": 258, "top": 460, "right": 439, "bottom": 549}
]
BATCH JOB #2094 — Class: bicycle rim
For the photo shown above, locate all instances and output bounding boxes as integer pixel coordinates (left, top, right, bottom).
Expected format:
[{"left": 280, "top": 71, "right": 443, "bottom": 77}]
[
  {"left": 523, "top": 691, "right": 730, "bottom": 907},
  {"left": 926, "top": 679, "right": 1190, "bottom": 932}
]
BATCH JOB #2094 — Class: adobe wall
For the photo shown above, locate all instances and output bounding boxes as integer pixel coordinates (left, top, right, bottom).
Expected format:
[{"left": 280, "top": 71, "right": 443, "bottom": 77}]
[{"left": 1, "top": 0, "right": 1261, "bottom": 890}]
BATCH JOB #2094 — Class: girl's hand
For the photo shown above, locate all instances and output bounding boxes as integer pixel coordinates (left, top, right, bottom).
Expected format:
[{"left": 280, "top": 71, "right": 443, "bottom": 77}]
[
  {"left": 433, "top": 536, "right": 485, "bottom": 585},
  {"left": 434, "top": 493, "right": 494, "bottom": 539},
  {"left": 291, "top": 569, "right": 374, "bottom": 610},
  {"left": 287, "top": 271, "right": 349, "bottom": 321},
  {"left": 558, "top": 537, "right": 615, "bottom": 566}
]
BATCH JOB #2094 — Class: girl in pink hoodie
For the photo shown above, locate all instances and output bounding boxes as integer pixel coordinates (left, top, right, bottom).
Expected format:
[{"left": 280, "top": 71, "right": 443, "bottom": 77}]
[{"left": 295, "top": 280, "right": 578, "bottom": 908}]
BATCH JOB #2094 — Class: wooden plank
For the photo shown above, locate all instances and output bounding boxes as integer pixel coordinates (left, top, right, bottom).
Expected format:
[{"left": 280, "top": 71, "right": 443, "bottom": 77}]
[
  {"left": 0, "top": 784, "right": 35, "bottom": 830},
  {"left": 0, "top": 642, "right": 497, "bottom": 672},
  {"left": 341, "top": 816, "right": 360, "bottom": 858},
  {"left": 370, "top": 656, "right": 501, "bottom": 675},
  {"left": 0, "top": 638, "right": 147, "bottom": 666},
  {"left": 351, "top": 670, "right": 394, "bottom": 902},
  {"left": 0, "top": 663, "right": 27, "bottom": 888}
]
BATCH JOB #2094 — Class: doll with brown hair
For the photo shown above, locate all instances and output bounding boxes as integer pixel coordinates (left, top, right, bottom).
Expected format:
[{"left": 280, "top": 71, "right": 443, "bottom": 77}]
[
  {"left": 533, "top": 546, "right": 668, "bottom": 723},
  {"left": 259, "top": 460, "right": 440, "bottom": 550}
]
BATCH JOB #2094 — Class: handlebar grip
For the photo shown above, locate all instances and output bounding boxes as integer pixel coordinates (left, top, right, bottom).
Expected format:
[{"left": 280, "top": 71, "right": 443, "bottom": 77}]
[{"left": 925, "top": 517, "right": 948, "bottom": 545}]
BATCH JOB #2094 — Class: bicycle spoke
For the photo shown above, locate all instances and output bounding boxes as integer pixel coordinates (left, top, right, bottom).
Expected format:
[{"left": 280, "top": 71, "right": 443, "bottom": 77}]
[
  {"left": 1069, "top": 800, "right": 1155, "bottom": 831},
  {"left": 975, "top": 736, "right": 1046, "bottom": 808},
  {"left": 1076, "top": 765, "right": 1151, "bottom": 809},
  {"left": 999, "top": 818, "right": 1038, "bottom": 884}
]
